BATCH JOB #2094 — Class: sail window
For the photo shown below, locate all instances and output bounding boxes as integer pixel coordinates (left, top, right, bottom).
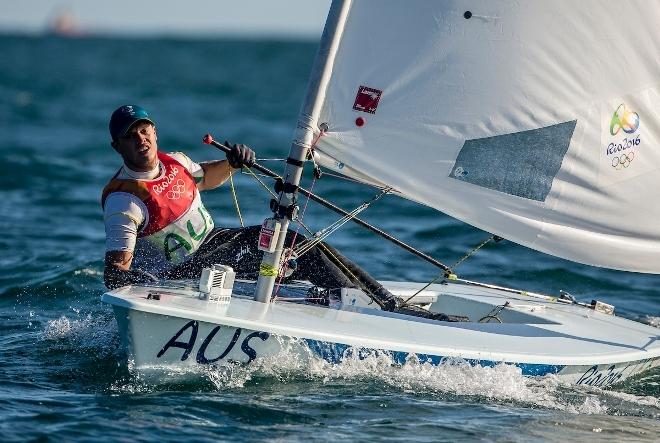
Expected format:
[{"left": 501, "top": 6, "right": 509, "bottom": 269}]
[{"left": 450, "top": 120, "right": 577, "bottom": 201}]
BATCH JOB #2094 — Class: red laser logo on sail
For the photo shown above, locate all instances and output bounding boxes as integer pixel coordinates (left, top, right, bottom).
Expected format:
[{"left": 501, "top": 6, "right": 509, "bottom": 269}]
[{"left": 353, "top": 86, "right": 382, "bottom": 114}]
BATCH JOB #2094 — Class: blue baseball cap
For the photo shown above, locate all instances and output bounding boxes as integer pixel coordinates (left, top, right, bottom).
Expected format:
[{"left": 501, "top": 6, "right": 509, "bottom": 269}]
[{"left": 109, "top": 105, "right": 154, "bottom": 140}]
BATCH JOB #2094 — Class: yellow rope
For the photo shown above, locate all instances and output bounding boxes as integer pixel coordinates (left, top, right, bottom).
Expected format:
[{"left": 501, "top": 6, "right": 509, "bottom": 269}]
[
  {"left": 229, "top": 173, "right": 244, "bottom": 227},
  {"left": 259, "top": 263, "right": 278, "bottom": 277},
  {"left": 244, "top": 167, "right": 278, "bottom": 199}
]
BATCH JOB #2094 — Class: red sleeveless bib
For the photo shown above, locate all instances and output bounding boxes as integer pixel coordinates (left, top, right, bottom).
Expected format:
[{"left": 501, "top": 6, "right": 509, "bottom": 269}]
[{"left": 102, "top": 152, "right": 197, "bottom": 236}]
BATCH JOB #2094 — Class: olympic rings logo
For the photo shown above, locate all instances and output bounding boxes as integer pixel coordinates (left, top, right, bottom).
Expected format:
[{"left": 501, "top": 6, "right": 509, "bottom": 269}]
[
  {"left": 166, "top": 179, "right": 186, "bottom": 199},
  {"left": 609, "top": 104, "right": 640, "bottom": 136},
  {"left": 611, "top": 151, "right": 634, "bottom": 170}
]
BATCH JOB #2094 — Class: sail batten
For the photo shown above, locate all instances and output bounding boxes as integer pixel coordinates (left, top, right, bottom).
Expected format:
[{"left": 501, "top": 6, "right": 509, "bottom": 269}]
[{"left": 309, "top": 0, "right": 660, "bottom": 273}]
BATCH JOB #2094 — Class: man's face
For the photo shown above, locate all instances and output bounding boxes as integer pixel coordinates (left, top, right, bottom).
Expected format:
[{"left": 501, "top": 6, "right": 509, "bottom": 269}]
[{"left": 112, "top": 121, "right": 158, "bottom": 171}]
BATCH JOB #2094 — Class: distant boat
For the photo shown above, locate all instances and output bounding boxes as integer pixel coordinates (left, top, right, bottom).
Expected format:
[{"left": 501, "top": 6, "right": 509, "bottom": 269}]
[{"left": 48, "top": 9, "right": 82, "bottom": 37}]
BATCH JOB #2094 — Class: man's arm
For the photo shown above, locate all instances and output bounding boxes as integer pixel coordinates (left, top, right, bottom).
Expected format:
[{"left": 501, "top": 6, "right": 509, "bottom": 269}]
[
  {"left": 104, "top": 250, "right": 133, "bottom": 289},
  {"left": 196, "top": 143, "right": 255, "bottom": 191},
  {"left": 197, "top": 160, "right": 236, "bottom": 191},
  {"left": 103, "top": 194, "right": 157, "bottom": 289}
]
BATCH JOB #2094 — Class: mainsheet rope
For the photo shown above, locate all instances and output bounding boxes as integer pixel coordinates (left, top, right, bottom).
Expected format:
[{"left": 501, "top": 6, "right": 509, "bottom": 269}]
[
  {"left": 282, "top": 200, "right": 389, "bottom": 304},
  {"left": 292, "top": 187, "right": 391, "bottom": 258},
  {"left": 399, "top": 234, "right": 502, "bottom": 308}
]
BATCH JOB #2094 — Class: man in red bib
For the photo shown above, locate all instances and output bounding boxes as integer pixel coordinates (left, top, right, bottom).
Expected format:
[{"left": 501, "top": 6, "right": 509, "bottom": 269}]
[
  {"left": 102, "top": 105, "right": 396, "bottom": 309},
  {"left": 103, "top": 105, "right": 258, "bottom": 289}
]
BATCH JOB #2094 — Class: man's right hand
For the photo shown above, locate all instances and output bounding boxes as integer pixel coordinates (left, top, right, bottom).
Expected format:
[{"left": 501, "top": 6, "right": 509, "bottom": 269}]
[
  {"left": 104, "top": 250, "right": 157, "bottom": 289},
  {"left": 225, "top": 142, "right": 256, "bottom": 169},
  {"left": 104, "top": 268, "right": 158, "bottom": 290}
]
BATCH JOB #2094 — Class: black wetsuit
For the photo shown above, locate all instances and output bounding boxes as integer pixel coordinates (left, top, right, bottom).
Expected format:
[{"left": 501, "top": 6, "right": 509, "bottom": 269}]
[
  {"left": 159, "top": 226, "right": 467, "bottom": 321},
  {"left": 161, "top": 226, "right": 397, "bottom": 308}
]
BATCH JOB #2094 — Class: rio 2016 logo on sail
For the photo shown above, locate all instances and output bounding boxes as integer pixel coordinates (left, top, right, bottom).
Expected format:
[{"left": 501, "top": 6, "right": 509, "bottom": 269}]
[
  {"left": 605, "top": 103, "right": 640, "bottom": 169},
  {"left": 609, "top": 103, "right": 639, "bottom": 136}
]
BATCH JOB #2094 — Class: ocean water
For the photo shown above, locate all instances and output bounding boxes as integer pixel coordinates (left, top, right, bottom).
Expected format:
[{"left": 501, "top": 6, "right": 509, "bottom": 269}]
[{"left": 0, "top": 34, "right": 658, "bottom": 442}]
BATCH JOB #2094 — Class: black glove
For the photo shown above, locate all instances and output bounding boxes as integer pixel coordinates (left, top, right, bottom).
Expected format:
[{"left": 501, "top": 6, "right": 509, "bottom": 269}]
[
  {"left": 105, "top": 268, "right": 158, "bottom": 290},
  {"left": 225, "top": 141, "right": 256, "bottom": 169},
  {"left": 128, "top": 268, "right": 159, "bottom": 283}
]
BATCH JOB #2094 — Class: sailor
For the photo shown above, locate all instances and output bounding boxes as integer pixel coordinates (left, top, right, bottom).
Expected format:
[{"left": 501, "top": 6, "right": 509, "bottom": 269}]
[{"left": 102, "top": 105, "right": 397, "bottom": 308}]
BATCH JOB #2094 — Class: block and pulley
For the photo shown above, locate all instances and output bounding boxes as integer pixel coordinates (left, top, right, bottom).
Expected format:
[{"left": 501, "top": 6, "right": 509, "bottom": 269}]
[{"left": 269, "top": 199, "right": 299, "bottom": 220}]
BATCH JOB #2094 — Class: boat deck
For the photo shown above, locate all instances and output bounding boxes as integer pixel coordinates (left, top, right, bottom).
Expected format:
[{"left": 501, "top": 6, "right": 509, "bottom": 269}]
[{"left": 103, "top": 279, "right": 660, "bottom": 367}]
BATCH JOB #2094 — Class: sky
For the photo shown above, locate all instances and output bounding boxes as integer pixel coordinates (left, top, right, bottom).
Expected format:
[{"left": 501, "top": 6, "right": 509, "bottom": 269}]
[{"left": 0, "top": 0, "right": 332, "bottom": 38}]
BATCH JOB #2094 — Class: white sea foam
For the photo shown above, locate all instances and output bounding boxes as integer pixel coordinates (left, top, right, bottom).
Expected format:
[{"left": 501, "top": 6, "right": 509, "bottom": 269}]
[
  {"left": 41, "top": 313, "right": 120, "bottom": 358},
  {"left": 73, "top": 268, "right": 103, "bottom": 277},
  {"left": 643, "top": 315, "right": 660, "bottom": 328},
  {"left": 188, "top": 340, "right": 634, "bottom": 415},
  {"left": 595, "top": 388, "right": 660, "bottom": 409},
  {"left": 64, "top": 326, "right": 657, "bottom": 416}
]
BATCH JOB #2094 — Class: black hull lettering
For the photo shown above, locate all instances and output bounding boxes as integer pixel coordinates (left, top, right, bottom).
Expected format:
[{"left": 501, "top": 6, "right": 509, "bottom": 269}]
[
  {"left": 240, "top": 331, "right": 270, "bottom": 362},
  {"left": 157, "top": 320, "right": 198, "bottom": 361},
  {"left": 196, "top": 327, "right": 242, "bottom": 364}
]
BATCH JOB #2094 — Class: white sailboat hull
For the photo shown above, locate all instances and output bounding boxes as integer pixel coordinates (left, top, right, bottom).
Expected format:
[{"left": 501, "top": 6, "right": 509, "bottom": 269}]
[{"left": 102, "top": 281, "right": 660, "bottom": 387}]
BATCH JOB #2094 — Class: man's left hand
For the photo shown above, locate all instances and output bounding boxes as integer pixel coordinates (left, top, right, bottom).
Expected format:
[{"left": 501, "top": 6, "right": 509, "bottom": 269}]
[{"left": 226, "top": 142, "right": 256, "bottom": 169}]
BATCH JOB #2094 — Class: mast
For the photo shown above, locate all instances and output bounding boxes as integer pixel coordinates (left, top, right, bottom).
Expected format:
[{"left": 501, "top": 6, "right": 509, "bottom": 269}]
[{"left": 254, "top": 0, "right": 353, "bottom": 303}]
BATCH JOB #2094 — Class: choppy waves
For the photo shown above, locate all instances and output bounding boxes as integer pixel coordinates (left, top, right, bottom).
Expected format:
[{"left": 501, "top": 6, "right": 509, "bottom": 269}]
[
  {"left": 8, "top": 262, "right": 659, "bottom": 422},
  {"left": 2, "top": 33, "right": 659, "bottom": 441},
  {"left": 37, "top": 308, "right": 660, "bottom": 420}
]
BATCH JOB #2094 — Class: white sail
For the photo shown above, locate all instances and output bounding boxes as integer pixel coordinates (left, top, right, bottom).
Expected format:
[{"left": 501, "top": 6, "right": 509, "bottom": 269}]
[{"left": 306, "top": 0, "right": 660, "bottom": 273}]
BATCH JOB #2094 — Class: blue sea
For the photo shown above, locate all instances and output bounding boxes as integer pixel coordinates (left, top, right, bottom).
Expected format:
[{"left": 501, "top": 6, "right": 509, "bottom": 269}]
[{"left": 0, "top": 34, "right": 658, "bottom": 442}]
